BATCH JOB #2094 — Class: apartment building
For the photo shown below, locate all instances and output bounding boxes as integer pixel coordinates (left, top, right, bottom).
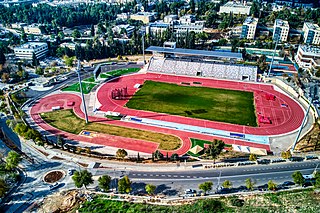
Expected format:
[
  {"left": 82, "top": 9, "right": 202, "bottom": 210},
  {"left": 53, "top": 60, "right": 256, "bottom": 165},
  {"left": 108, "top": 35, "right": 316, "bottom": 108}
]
[
  {"left": 273, "top": 19, "right": 289, "bottom": 42},
  {"left": 14, "top": 42, "right": 48, "bottom": 60},
  {"left": 302, "top": 22, "right": 320, "bottom": 45},
  {"left": 240, "top": 17, "right": 258, "bottom": 39}
]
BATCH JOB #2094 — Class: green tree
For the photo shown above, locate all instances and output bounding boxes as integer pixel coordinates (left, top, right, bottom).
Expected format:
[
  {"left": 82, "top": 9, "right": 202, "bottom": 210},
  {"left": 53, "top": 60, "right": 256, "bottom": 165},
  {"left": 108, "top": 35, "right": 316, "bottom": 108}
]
[
  {"left": 5, "top": 151, "right": 22, "bottom": 170},
  {"left": 98, "top": 175, "right": 111, "bottom": 192},
  {"left": 170, "top": 153, "right": 179, "bottom": 161},
  {"left": 249, "top": 154, "right": 257, "bottom": 161},
  {"left": 0, "top": 49, "right": 6, "bottom": 65},
  {"left": 72, "top": 170, "right": 93, "bottom": 189},
  {"left": 35, "top": 67, "right": 44, "bottom": 75},
  {"left": 189, "top": 0, "right": 195, "bottom": 13},
  {"left": 72, "top": 29, "right": 81, "bottom": 38},
  {"left": 267, "top": 180, "right": 277, "bottom": 191},
  {"left": 118, "top": 176, "right": 132, "bottom": 194},
  {"left": 292, "top": 171, "right": 305, "bottom": 186},
  {"left": 153, "top": 150, "right": 163, "bottom": 160},
  {"left": 245, "top": 178, "right": 255, "bottom": 191},
  {"left": 0, "top": 178, "right": 8, "bottom": 198},
  {"left": 32, "top": 52, "right": 39, "bottom": 68},
  {"left": 116, "top": 149, "right": 127, "bottom": 159},
  {"left": 199, "top": 181, "right": 213, "bottom": 194},
  {"left": 281, "top": 151, "right": 292, "bottom": 159},
  {"left": 145, "top": 184, "right": 156, "bottom": 195},
  {"left": 205, "top": 139, "right": 225, "bottom": 163},
  {"left": 315, "top": 172, "right": 320, "bottom": 188},
  {"left": 222, "top": 180, "right": 232, "bottom": 189}
]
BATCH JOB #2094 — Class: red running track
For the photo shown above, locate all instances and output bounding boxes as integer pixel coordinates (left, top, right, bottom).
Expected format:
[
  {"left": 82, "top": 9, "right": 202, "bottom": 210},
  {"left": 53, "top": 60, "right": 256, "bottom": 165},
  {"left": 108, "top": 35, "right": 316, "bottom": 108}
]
[
  {"left": 30, "top": 92, "right": 272, "bottom": 155},
  {"left": 97, "top": 72, "right": 305, "bottom": 136}
]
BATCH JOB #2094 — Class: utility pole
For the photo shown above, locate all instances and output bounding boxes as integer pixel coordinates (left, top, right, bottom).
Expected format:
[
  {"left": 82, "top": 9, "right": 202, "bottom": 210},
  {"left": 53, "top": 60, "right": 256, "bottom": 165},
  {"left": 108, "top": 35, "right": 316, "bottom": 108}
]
[
  {"left": 142, "top": 32, "right": 145, "bottom": 64},
  {"left": 76, "top": 60, "right": 89, "bottom": 123}
]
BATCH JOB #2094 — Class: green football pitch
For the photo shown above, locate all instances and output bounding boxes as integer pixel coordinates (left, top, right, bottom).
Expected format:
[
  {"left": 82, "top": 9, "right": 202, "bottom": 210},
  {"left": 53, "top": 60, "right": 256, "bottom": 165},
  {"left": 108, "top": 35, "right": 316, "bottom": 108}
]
[{"left": 126, "top": 81, "right": 257, "bottom": 126}]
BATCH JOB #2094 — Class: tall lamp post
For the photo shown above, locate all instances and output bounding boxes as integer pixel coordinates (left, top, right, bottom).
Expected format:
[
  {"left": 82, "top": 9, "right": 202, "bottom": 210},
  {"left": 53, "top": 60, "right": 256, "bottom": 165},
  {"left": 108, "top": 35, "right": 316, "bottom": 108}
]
[
  {"left": 267, "top": 34, "right": 280, "bottom": 77},
  {"left": 76, "top": 60, "right": 89, "bottom": 124}
]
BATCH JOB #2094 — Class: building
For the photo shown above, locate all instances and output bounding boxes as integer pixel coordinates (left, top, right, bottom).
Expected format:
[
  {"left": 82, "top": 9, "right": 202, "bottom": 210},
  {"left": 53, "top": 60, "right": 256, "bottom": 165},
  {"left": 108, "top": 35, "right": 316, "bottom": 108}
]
[
  {"left": 23, "top": 24, "right": 43, "bottom": 35},
  {"left": 302, "top": 23, "right": 320, "bottom": 45},
  {"left": 146, "top": 22, "right": 170, "bottom": 35},
  {"left": 218, "top": 1, "right": 251, "bottom": 15},
  {"left": 275, "top": 0, "right": 315, "bottom": 8},
  {"left": 14, "top": 42, "right": 48, "bottom": 60},
  {"left": 117, "top": 13, "right": 130, "bottom": 21},
  {"left": 172, "top": 15, "right": 205, "bottom": 37},
  {"left": 241, "top": 17, "right": 258, "bottom": 39},
  {"left": 295, "top": 45, "right": 320, "bottom": 71},
  {"left": 273, "top": 19, "right": 289, "bottom": 42},
  {"left": 130, "top": 12, "right": 157, "bottom": 24},
  {"left": 163, "top": 15, "right": 178, "bottom": 23},
  {"left": 112, "top": 24, "right": 135, "bottom": 37}
]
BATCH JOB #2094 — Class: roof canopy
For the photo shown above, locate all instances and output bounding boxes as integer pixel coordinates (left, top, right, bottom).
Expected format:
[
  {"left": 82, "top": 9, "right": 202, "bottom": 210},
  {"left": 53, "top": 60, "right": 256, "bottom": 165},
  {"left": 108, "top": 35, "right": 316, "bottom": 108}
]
[{"left": 146, "top": 46, "right": 243, "bottom": 60}]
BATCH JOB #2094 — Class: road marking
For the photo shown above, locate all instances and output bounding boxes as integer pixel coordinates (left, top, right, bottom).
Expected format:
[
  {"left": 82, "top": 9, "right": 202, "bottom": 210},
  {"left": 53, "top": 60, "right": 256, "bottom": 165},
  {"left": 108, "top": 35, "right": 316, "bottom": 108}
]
[
  {"left": 173, "top": 175, "right": 178, "bottom": 177},
  {"left": 155, "top": 174, "right": 159, "bottom": 177},
  {"left": 132, "top": 174, "right": 136, "bottom": 176},
  {"left": 137, "top": 174, "right": 141, "bottom": 176},
  {"left": 180, "top": 176, "right": 184, "bottom": 178}
]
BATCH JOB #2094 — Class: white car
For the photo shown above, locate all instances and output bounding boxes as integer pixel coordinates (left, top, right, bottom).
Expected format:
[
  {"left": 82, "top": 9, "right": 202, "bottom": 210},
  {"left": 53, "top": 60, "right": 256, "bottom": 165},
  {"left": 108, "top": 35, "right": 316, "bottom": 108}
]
[{"left": 68, "top": 169, "right": 75, "bottom": 176}]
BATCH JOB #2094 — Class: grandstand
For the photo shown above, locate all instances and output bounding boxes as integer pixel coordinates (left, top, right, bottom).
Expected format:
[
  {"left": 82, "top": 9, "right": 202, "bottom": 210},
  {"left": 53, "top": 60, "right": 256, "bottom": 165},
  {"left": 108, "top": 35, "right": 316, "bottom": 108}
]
[{"left": 146, "top": 43, "right": 257, "bottom": 82}]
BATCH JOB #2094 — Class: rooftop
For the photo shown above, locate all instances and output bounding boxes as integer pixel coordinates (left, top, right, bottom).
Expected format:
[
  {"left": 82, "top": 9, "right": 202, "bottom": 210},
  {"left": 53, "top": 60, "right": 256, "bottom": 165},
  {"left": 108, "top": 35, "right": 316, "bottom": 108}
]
[
  {"left": 300, "top": 45, "right": 320, "bottom": 55},
  {"left": 18, "top": 42, "right": 47, "bottom": 49},
  {"left": 275, "top": 19, "right": 289, "bottom": 27},
  {"left": 146, "top": 46, "right": 242, "bottom": 59},
  {"left": 244, "top": 17, "right": 258, "bottom": 25},
  {"left": 305, "top": 22, "right": 320, "bottom": 31},
  {"left": 133, "top": 12, "right": 157, "bottom": 17},
  {"left": 222, "top": 1, "right": 251, "bottom": 8}
]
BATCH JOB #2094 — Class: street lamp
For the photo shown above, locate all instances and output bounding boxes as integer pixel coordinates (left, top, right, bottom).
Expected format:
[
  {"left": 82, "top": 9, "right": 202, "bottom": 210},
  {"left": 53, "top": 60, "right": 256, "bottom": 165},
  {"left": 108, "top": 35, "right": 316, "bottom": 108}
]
[
  {"left": 267, "top": 34, "right": 280, "bottom": 77},
  {"left": 75, "top": 60, "right": 89, "bottom": 124}
]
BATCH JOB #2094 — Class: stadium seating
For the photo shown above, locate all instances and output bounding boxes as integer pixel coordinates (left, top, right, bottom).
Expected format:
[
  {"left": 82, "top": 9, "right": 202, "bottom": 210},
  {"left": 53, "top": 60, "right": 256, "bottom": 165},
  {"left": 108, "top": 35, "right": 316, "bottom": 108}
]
[{"left": 147, "top": 57, "right": 257, "bottom": 82}]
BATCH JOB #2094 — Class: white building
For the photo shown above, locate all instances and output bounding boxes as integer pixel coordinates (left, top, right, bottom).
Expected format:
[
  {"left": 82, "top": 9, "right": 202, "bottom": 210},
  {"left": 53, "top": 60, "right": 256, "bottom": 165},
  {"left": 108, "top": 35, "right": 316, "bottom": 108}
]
[
  {"left": 14, "top": 42, "right": 48, "bottom": 60},
  {"left": 146, "top": 22, "right": 170, "bottom": 35},
  {"left": 163, "top": 15, "right": 178, "bottom": 23},
  {"left": 302, "top": 22, "right": 320, "bottom": 45},
  {"left": 117, "top": 13, "right": 130, "bottom": 21},
  {"left": 112, "top": 24, "right": 135, "bottom": 37},
  {"left": 130, "top": 12, "right": 157, "bottom": 24},
  {"left": 273, "top": 19, "right": 289, "bottom": 42},
  {"left": 240, "top": 17, "right": 258, "bottom": 39},
  {"left": 218, "top": 1, "right": 251, "bottom": 15},
  {"left": 295, "top": 45, "right": 320, "bottom": 71}
]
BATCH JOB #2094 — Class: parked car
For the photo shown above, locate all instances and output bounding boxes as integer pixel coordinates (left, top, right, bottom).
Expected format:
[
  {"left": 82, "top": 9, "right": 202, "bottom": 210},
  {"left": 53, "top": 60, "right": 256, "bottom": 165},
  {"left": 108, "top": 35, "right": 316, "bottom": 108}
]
[
  {"left": 257, "top": 159, "right": 271, "bottom": 165},
  {"left": 305, "top": 155, "right": 318, "bottom": 160},
  {"left": 49, "top": 182, "right": 60, "bottom": 190},
  {"left": 289, "top": 157, "right": 304, "bottom": 162},
  {"left": 282, "top": 181, "right": 295, "bottom": 186},
  {"left": 68, "top": 169, "right": 75, "bottom": 176}
]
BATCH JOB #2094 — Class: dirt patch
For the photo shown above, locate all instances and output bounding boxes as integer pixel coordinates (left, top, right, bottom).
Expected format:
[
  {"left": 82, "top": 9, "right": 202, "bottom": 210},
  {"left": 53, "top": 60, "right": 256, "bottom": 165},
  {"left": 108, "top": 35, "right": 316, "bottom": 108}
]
[
  {"left": 44, "top": 170, "right": 65, "bottom": 183},
  {"left": 296, "top": 122, "right": 320, "bottom": 152}
]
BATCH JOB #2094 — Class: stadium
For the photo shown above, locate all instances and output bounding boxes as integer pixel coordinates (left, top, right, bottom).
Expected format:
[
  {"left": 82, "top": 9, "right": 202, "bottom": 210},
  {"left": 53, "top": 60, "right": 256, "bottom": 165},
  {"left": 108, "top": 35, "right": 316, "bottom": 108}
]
[{"left": 30, "top": 43, "right": 305, "bottom": 157}]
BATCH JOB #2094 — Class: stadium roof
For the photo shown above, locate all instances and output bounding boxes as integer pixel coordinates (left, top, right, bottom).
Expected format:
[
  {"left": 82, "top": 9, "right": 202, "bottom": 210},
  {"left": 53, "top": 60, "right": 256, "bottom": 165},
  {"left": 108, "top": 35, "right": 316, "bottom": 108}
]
[{"left": 146, "top": 46, "right": 243, "bottom": 59}]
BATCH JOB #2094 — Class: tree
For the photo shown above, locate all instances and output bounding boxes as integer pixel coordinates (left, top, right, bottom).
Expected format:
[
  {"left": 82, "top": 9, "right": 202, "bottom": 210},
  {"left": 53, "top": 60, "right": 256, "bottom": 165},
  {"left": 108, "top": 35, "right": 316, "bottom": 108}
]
[
  {"left": 153, "top": 150, "right": 163, "bottom": 160},
  {"left": 116, "top": 149, "right": 127, "bottom": 159},
  {"left": 281, "top": 151, "right": 292, "bottom": 159},
  {"left": 5, "top": 151, "right": 22, "bottom": 170},
  {"left": 72, "top": 29, "right": 81, "bottom": 38},
  {"left": 245, "top": 178, "right": 255, "bottom": 191},
  {"left": 315, "top": 172, "right": 320, "bottom": 188},
  {"left": 90, "top": 24, "right": 95, "bottom": 37},
  {"left": 170, "top": 153, "right": 179, "bottom": 161},
  {"left": 0, "top": 49, "right": 6, "bottom": 65},
  {"left": 268, "top": 180, "right": 277, "bottom": 191},
  {"left": 35, "top": 67, "right": 44, "bottom": 75},
  {"left": 72, "top": 170, "right": 93, "bottom": 189},
  {"left": 118, "top": 176, "right": 132, "bottom": 194},
  {"left": 292, "top": 171, "right": 305, "bottom": 186},
  {"left": 57, "top": 135, "right": 65, "bottom": 150},
  {"left": 199, "top": 181, "right": 213, "bottom": 194},
  {"left": 205, "top": 139, "right": 225, "bottom": 163},
  {"left": 0, "top": 178, "right": 8, "bottom": 198},
  {"left": 145, "top": 184, "right": 156, "bottom": 195},
  {"left": 189, "top": 0, "right": 195, "bottom": 13},
  {"left": 98, "top": 175, "right": 111, "bottom": 192},
  {"left": 32, "top": 52, "right": 39, "bottom": 68},
  {"left": 222, "top": 180, "right": 232, "bottom": 189},
  {"left": 249, "top": 154, "right": 257, "bottom": 161},
  {"left": 1, "top": 73, "right": 10, "bottom": 83}
]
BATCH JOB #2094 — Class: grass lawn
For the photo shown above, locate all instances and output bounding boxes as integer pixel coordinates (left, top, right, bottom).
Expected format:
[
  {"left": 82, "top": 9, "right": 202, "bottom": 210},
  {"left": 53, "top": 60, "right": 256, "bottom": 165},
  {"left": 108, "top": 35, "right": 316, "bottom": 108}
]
[
  {"left": 126, "top": 81, "right": 257, "bottom": 126},
  {"left": 99, "top": 67, "right": 140, "bottom": 79},
  {"left": 187, "top": 138, "right": 232, "bottom": 157},
  {"left": 61, "top": 82, "right": 97, "bottom": 94},
  {"left": 40, "top": 109, "right": 181, "bottom": 150}
]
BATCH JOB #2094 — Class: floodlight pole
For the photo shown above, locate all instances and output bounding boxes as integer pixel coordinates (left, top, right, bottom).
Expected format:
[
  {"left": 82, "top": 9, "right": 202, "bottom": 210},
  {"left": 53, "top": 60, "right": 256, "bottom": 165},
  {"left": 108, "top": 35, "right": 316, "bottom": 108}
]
[
  {"left": 76, "top": 60, "right": 89, "bottom": 124},
  {"left": 267, "top": 35, "right": 280, "bottom": 77},
  {"left": 142, "top": 32, "right": 146, "bottom": 64}
]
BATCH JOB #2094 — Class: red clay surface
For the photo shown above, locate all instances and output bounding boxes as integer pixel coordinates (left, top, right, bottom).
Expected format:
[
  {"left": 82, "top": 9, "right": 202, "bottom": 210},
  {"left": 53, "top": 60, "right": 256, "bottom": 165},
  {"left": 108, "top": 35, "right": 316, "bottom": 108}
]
[{"left": 30, "top": 73, "right": 305, "bottom": 155}]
